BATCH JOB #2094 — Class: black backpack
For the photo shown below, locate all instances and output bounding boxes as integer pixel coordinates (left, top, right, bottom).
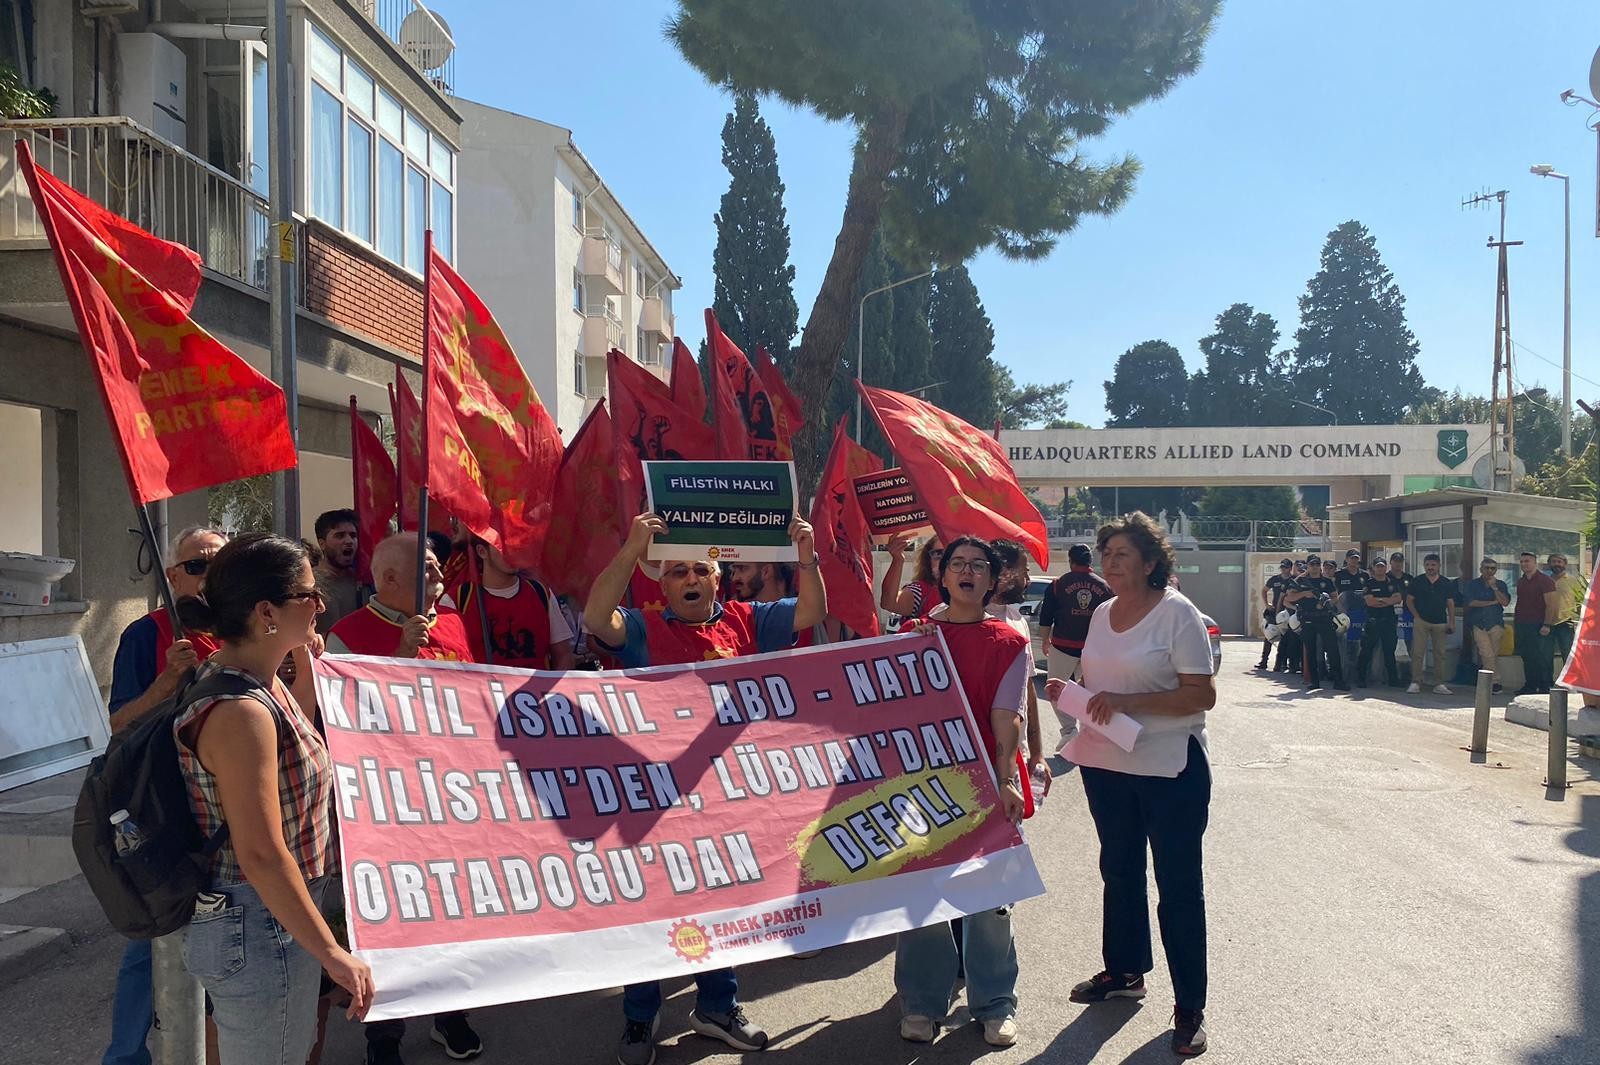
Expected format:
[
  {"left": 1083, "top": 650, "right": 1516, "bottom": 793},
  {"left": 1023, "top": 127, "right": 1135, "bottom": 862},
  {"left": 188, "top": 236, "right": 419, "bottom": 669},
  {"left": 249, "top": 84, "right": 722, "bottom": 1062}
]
[{"left": 72, "top": 669, "right": 267, "bottom": 939}]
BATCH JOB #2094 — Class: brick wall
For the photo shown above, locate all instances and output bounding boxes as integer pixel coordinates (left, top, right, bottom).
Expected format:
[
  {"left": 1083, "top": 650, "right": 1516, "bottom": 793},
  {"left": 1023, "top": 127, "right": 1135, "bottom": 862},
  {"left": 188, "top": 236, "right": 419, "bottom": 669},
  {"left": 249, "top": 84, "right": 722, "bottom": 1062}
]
[{"left": 300, "top": 220, "right": 423, "bottom": 359}]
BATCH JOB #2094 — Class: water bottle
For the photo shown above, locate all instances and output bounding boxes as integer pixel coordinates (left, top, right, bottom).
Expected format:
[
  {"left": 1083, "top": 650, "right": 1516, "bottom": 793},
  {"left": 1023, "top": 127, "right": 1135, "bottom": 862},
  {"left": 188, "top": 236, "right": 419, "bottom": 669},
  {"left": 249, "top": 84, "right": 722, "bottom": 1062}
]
[
  {"left": 110, "top": 809, "right": 147, "bottom": 858},
  {"left": 1029, "top": 764, "right": 1049, "bottom": 808}
]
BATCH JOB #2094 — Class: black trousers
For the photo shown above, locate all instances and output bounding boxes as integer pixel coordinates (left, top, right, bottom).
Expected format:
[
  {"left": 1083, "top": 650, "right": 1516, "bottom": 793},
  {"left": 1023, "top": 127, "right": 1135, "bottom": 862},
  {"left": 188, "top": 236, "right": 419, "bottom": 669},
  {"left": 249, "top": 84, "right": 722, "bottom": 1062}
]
[
  {"left": 367, "top": 1012, "right": 469, "bottom": 1046},
  {"left": 1516, "top": 622, "right": 1553, "bottom": 691},
  {"left": 1274, "top": 628, "right": 1302, "bottom": 671},
  {"left": 1356, "top": 617, "right": 1400, "bottom": 686},
  {"left": 1301, "top": 620, "right": 1344, "bottom": 687},
  {"left": 1081, "top": 737, "right": 1211, "bottom": 1011}
]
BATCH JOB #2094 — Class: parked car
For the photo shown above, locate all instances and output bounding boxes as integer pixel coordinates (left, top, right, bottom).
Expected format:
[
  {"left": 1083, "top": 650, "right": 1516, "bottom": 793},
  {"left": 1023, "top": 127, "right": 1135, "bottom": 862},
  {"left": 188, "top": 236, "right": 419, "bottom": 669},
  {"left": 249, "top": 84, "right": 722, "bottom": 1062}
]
[{"left": 1018, "top": 576, "right": 1223, "bottom": 674}]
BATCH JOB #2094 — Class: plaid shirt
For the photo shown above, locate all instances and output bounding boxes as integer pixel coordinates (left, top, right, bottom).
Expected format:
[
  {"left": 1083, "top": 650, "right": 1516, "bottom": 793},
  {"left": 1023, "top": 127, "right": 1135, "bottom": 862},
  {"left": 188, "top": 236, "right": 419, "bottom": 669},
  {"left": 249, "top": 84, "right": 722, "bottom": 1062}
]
[{"left": 174, "top": 662, "right": 334, "bottom": 883}]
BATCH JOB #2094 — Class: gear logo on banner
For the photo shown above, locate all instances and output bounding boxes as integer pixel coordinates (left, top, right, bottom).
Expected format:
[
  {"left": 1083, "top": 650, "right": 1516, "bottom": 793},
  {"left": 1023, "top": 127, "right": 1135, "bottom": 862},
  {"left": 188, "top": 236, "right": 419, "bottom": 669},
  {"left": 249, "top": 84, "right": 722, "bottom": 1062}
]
[{"left": 669, "top": 919, "right": 713, "bottom": 963}]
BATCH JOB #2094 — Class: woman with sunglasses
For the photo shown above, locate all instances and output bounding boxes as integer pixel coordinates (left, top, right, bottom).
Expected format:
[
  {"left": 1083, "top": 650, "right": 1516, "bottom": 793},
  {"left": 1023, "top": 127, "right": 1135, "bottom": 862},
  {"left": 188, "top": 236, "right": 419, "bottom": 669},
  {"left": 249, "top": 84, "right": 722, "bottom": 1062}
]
[
  {"left": 896, "top": 535, "right": 1030, "bottom": 1048},
  {"left": 172, "top": 533, "right": 373, "bottom": 1064},
  {"left": 880, "top": 534, "right": 945, "bottom": 618}
]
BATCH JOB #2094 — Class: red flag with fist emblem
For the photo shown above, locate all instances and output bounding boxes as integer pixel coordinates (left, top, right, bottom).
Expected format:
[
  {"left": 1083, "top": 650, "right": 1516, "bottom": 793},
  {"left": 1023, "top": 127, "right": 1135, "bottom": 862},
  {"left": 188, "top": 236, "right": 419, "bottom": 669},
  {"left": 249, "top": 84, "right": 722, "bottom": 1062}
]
[
  {"left": 810, "top": 418, "right": 883, "bottom": 638},
  {"left": 348, "top": 397, "right": 397, "bottom": 583}
]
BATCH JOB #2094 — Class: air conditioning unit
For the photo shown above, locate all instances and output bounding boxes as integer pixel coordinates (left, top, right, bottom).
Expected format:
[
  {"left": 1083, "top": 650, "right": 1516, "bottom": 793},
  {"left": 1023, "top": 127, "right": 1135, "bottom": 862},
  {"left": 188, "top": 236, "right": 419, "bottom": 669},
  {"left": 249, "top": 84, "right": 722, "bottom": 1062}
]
[{"left": 80, "top": 0, "right": 140, "bottom": 16}]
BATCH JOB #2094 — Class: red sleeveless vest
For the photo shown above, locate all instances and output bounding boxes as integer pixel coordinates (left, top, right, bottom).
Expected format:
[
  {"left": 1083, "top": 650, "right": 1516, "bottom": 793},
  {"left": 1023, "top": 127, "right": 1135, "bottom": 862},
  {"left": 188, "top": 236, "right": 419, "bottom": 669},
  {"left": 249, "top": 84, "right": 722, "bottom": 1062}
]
[
  {"left": 151, "top": 609, "right": 220, "bottom": 666},
  {"left": 329, "top": 603, "right": 476, "bottom": 662},
  {"left": 453, "top": 579, "right": 554, "bottom": 669},
  {"left": 641, "top": 600, "right": 761, "bottom": 666},
  {"left": 930, "top": 616, "right": 1034, "bottom": 819}
]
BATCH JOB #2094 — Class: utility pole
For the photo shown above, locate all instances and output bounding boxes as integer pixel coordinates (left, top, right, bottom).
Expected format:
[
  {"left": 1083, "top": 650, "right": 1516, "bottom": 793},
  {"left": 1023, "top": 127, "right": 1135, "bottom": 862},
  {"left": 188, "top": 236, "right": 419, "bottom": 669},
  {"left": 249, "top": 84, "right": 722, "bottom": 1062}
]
[
  {"left": 267, "top": 0, "right": 301, "bottom": 536},
  {"left": 1465, "top": 190, "right": 1522, "bottom": 490}
]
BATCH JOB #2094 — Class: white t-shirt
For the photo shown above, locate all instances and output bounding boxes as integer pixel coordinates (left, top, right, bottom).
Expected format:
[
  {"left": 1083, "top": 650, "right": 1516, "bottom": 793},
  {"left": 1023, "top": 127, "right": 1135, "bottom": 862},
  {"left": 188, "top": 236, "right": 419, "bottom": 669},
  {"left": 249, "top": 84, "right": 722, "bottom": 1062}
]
[{"left": 1064, "top": 588, "right": 1213, "bottom": 777}]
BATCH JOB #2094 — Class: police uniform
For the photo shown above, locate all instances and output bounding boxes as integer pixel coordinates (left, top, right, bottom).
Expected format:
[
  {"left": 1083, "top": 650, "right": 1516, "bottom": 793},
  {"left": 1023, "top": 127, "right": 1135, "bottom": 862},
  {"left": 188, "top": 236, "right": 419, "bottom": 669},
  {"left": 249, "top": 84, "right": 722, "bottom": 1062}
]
[
  {"left": 1356, "top": 568, "right": 1404, "bottom": 686},
  {"left": 1292, "top": 559, "right": 1345, "bottom": 689},
  {"left": 1259, "top": 565, "right": 1294, "bottom": 668}
]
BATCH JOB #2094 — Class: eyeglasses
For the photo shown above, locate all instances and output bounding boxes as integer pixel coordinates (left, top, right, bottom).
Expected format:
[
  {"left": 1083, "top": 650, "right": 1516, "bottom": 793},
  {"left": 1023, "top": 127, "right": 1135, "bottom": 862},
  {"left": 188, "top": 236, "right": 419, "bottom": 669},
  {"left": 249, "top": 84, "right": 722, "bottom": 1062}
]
[
  {"left": 663, "top": 564, "right": 716, "bottom": 579},
  {"left": 177, "top": 558, "right": 209, "bottom": 576},
  {"left": 278, "top": 589, "right": 325, "bottom": 606},
  {"left": 946, "top": 558, "right": 991, "bottom": 574}
]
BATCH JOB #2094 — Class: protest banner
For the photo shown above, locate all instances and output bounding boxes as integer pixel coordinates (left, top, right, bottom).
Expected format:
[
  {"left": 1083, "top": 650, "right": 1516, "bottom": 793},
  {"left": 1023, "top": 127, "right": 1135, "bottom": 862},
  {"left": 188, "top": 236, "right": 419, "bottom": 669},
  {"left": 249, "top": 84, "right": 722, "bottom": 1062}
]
[
  {"left": 1558, "top": 573, "right": 1600, "bottom": 695},
  {"left": 316, "top": 632, "right": 1044, "bottom": 1021},
  {"left": 852, "top": 466, "right": 933, "bottom": 540},
  {"left": 642, "top": 460, "right": 798, "bottom": 562}
]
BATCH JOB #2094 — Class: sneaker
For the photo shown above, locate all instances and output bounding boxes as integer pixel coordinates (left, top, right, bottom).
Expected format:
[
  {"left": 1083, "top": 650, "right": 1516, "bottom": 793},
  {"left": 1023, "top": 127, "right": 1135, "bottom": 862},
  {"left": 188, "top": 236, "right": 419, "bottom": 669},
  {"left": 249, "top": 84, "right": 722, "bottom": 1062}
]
[
  {"left": 899, "top": 1014, "right": 938, "bottom": 1043},
  {"left": 1068, "top": 971, "right": 1146, "bottom": 1003},
  {"left": 617, "top": 1017, "right": 659, "bottom": 1065},
  {"left": 1432, "top": 684, "right": 1452, "bottom": 695},
  {"left": 431, "top": 1015, "right": 482, "bottom": 1060},
  {"left": 982, "top": 1017, "right": 1018, "bottom": 1046},
  {"left": 689, "top": 1005, "right": 769, "bottom": 1052},
  {"left": 366, "top": 1042, "right": 404, "bottom": 1065},
  {"left": 1492, "top": 683, "right": 1503, "bottom": 694},
  {"left": 1172, "top": 1007, "right": 1207, "bottom": 1056},
  {"left": 1406, "top": 682, "right": 1421, "bottom": 694}
]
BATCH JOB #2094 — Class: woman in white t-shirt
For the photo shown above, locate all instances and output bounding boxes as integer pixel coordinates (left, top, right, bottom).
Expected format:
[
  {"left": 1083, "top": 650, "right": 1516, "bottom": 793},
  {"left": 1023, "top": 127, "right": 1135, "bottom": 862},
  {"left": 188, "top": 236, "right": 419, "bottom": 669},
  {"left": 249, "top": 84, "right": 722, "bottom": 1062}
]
[{"left": 1044, "top": 512, "right": 1216, "bottom": 1057}]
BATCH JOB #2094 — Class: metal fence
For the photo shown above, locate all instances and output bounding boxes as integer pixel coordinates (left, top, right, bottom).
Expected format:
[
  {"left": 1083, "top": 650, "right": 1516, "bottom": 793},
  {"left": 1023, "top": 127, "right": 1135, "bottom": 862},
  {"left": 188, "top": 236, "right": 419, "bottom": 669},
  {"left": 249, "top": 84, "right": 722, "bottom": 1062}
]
[
  {"left": 1048, "top": 516, "right": 1351, "bottom": 553},
  {"left": 370, "top": 0, "right": 457, "bottom": 95},
  {"left": 1, "top": 118, "right": 271, "bottom": 290}
]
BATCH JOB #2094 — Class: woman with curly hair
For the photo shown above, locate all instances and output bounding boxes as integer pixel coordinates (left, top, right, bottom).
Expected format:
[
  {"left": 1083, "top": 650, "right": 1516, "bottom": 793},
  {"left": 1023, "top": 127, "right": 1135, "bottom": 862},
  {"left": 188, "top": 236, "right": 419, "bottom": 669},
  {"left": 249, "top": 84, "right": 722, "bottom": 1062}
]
[
  {"left": 879, "top": 534, "right": 944, "bottom": 618},
  {"left": 1044, "top": 512, "right": 1216, "bottom": 1056}
]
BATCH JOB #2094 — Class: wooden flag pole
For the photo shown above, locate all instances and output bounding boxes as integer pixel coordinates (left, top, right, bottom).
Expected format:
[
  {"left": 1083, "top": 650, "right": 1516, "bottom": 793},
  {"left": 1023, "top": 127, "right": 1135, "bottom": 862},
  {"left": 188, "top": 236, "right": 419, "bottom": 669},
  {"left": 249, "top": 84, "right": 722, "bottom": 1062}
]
[{"left": 415, "top": 230, "right": 434, "bottom": 617}]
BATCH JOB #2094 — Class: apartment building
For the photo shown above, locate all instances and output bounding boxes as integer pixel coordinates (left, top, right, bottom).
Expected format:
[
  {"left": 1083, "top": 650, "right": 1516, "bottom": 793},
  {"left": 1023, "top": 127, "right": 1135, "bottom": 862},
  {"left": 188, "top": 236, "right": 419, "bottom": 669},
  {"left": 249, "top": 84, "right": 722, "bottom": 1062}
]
[
  {"left": 0, "top": 0, "right": 458, "bottom": 700},
  {"left": 456, "top": 99, "right": 680, "bottom": 439}
]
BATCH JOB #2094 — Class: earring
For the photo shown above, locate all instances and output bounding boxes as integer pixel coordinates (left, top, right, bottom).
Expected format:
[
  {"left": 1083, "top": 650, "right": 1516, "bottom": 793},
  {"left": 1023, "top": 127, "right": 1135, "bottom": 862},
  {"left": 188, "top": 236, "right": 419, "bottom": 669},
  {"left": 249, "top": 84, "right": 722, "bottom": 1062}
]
[{"left": 265, "top": 623, "right": 278, "bottom": 636}]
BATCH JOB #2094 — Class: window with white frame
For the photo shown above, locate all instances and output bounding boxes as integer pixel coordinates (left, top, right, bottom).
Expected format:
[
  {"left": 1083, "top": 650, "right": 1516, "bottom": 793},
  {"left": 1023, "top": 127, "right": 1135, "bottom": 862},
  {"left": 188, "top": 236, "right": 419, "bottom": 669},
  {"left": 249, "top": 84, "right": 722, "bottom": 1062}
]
[
  {"left": 306, "top": 22, "right": 455, "bottom": 269},
  {"left": 573, "top": 350, "right": 586, "bottom": 396},
  {"left": 572, "top": 268, "right": 584, "bottom": 313},
  {"left": 571, "top": 187, "right": 583, "bottom": 231}
]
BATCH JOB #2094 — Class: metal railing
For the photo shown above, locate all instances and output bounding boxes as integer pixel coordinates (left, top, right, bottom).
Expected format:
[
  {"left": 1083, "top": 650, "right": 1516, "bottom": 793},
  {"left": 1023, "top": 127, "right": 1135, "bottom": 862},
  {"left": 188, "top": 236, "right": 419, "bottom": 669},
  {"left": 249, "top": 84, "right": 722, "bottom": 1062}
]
[
  {"left": 583, "top": 223, "right": 624, "bottom": 274},
  {"left": 2, "top": 118, "right": 270, "bottom": 290},
  {"left": 369, "top": 0, "right": 457, "bottom": 95},
  {"left": 1046, "top": 515, "right": 1351, "bottom": 552},
  {"left": 584, "top": 301, "right": 624, "bottom": 349}
]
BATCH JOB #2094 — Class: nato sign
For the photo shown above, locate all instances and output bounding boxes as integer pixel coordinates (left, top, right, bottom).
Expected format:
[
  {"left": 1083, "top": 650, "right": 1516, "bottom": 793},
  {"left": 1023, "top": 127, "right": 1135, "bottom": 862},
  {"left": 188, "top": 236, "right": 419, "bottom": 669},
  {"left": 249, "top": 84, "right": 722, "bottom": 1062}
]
[{"left": 1437, "top": 430, "right": 1469, "bottom": 469}]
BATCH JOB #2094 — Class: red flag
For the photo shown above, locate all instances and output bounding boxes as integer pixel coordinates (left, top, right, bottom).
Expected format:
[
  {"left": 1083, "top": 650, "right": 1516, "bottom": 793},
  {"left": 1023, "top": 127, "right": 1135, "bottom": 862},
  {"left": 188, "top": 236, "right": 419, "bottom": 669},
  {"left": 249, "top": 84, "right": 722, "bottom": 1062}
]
[
  {"left": 706, "top": 310, "right": 787, "bottom": 461},
  {"left": 810, "top": 418, "right": 884, "bottom": 638},
  {"left": 424, "top": 244, "right": 563, "bottom": 569},
  {"left": 607, "top": 346, "right": 715, "bottom": 508},
  {"left": 392, "top": 372, "right": 424, "bottom": 530},
  {"left": 17, "top": 140, "right": 296, "bottom": 504},
  {"left": 753, "top": 344, "right": 805, "bottom": 447},
  {"left": 669, "top": 337, "right": 708, "bottom": 423},
  {"left": 348, "top": 397, "right": 397, "bottom": 584},
  {"left": 858, "top": 383, "right": 1050, "bottom": 569},
  {"left": 541, "top": 401, "right": 626, "bottom": 604},
  {"left": 1558, "top": 575, "right": 1600, "bottom": 695}
]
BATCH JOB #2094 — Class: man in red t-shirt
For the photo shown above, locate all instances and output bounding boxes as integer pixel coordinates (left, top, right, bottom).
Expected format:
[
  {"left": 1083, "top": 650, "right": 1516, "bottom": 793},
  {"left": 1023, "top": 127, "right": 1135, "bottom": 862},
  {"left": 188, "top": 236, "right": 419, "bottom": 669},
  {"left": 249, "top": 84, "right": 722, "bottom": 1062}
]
[
  {"left": 448, "top": 537, "right": 576, "bottom": 670},
  {"left": 1514, "top": 551, "right": 1560, "bottom": 695},
  {"left": 326, "top": 534, "right": 474, "bottom": 662},
  {"left": 584, "top": 512, "right": 825, "bottom": 1063}
]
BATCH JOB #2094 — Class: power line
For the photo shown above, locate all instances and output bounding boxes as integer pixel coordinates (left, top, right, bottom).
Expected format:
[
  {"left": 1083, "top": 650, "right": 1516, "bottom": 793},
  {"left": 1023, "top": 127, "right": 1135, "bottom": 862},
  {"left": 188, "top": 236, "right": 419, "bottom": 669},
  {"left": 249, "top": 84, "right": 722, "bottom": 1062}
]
[{"left": 1512, "top": 339, "right": 1600, "bottom": 392}]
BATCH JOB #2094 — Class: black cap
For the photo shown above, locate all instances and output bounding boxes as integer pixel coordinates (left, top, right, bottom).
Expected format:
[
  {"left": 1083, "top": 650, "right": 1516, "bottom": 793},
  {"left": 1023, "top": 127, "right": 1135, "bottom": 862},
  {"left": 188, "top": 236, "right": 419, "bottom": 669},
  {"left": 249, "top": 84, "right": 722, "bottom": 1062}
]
[
  {"left": 1279, "top": 558, "right": 1293, "bottom": 568},
  {"left": 1373, "top": 558, "right": 1388, "bottom": 568},
  {"left": 1390, "top": 551, "right": 1404, "bottom": 561},
  {"left": 1346, "top": 549, "right": 1362, "bottom": 560},
  {"left": 1306, "top": 554, "right": 1321, "bottom": 566},
  {"left": 1068, "top": 543, "right": 1092, "bottom": 565}
]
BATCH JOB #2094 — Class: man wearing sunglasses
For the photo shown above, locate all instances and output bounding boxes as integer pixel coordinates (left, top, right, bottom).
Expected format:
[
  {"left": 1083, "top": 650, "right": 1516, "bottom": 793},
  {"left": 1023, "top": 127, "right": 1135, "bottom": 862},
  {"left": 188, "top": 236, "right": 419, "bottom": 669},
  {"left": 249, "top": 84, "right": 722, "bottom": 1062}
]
[
  {"left": 102, "top": 525, "right": 226, "bottom": 1065},
  {"left": 584, "top": 510, "right": 825, "bottom": 1064}
]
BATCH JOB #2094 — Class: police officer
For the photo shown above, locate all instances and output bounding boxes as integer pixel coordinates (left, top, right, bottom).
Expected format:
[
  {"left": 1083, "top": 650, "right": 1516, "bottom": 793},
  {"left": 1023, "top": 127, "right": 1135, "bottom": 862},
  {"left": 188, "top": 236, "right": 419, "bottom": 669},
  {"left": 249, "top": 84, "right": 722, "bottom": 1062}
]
[
  {"left": 1333, "top": 550, "right": 1368, "bottom": 680},
  {"left": 1275, "top": 560, "right": 1308, "bottom": 673},
  {"left": 1355, "top": 558, "right": 1404, "bottom": 687},
  {"left": 1257, "top": 558, "right": 1294, "bottom": 670},
  {"left": 1285, "top": 553, "right": 1346, "bottom": 690}
]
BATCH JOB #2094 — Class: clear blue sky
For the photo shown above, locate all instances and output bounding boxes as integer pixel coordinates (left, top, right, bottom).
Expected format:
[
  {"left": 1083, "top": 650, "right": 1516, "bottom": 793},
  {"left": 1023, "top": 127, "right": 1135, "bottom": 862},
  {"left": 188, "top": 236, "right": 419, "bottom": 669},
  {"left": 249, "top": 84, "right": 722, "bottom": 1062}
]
[{"left": 450, "top": 1, "right": 1600, "bottom": 427}]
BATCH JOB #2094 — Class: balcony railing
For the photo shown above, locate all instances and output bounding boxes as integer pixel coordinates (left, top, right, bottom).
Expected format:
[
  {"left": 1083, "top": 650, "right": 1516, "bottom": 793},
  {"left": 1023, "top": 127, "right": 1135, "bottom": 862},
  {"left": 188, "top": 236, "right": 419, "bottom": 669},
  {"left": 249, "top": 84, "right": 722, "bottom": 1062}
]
[
  {"left": 368, "top": 0, "right": 457, "bottom": 95},
  {"left": 1, "top": 118, "right": 270, "bottom": 290},
  {"left": 582, "top": 301, "right": 623, "bottom": 355}
]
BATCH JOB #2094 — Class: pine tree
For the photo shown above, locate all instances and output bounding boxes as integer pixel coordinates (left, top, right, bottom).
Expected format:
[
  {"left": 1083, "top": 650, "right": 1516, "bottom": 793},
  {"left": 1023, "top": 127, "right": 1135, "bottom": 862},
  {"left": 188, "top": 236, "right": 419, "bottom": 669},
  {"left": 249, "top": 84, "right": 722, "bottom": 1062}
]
[
  {"left": 1292, "top": 220, "right": 1424, "bottom": 422},
  {"left": 927, "top": 264, "right": 1000, "bottom": 429},
  {"left": 710, "top": 92, "right": 799, "bottom": 372},
  {"left": 1187, "top": 303, "right": 1289, "bottom": 426}
]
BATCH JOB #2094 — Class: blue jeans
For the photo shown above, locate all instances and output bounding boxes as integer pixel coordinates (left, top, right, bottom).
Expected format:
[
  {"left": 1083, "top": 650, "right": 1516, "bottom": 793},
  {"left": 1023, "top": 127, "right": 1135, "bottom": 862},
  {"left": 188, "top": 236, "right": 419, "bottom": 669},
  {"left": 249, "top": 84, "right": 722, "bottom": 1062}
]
[
  {"left": 622, "top": 969, "right": 737, "bottom": 1022},
  {"left": 102, "top": 939, "right": 153, "bottom": 1065},
  {"left": 1081, "top": 736, "right": 1211, "bottom": 1011},
  {"left": 182, "top": 878, "right": 328, "bottom": 1065},
  {"left": 894, "top": 906, "right": 1018, "bottom": 1022}
]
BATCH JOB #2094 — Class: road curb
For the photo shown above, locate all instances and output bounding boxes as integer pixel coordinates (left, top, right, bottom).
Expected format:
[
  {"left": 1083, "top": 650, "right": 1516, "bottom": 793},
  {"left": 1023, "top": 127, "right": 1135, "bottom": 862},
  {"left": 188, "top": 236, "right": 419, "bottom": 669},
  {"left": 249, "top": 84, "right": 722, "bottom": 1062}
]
[{"left": 0, "top": 924, "right": 70, "bottom": 987}]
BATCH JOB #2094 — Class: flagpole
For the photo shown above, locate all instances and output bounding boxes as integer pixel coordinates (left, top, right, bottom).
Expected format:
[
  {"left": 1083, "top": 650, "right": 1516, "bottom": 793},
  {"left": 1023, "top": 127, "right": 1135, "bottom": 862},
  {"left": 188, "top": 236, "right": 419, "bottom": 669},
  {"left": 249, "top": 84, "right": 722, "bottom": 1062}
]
[
  {"left": 387, "top": 380, "right": 403, "bottom": 517},
  {"left": 266, "top": 0, "right": 301, "bottom": 538},
  {"left": 470, "top": 539, "right": 495, "bottom": 665},
  {"left": 415, "top": 230, "right": 434, "bottom": 616}
]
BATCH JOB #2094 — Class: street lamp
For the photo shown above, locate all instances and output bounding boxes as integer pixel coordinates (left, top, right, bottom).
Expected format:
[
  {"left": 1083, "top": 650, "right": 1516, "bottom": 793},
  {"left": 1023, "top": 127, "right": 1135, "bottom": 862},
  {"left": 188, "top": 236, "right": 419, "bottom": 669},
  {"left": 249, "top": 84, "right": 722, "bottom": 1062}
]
[
  {"left": 855, "top": 269, "right": 934, "bottom": 442},
  {"left": 1530, "top": 163, "right": 1572, "bottom": 455},
  {"left": 1282, "top": 396, "right": 1338, "bottom": 426}
]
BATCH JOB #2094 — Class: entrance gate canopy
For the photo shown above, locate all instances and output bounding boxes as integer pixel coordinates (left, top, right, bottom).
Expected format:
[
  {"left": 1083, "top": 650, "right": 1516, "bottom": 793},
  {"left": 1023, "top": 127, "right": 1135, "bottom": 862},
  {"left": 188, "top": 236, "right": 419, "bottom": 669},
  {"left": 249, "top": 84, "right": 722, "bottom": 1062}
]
[{"left": 999, "top": 424, "right": 1488, "bottom": 489}]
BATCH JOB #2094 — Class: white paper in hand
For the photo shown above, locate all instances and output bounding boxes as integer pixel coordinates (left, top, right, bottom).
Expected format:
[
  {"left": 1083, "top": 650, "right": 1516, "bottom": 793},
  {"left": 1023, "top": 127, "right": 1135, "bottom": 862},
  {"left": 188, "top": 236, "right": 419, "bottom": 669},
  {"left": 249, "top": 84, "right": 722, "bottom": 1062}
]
[{"left": 1054, "top": 680, "right": 1142, "bottom": 753}]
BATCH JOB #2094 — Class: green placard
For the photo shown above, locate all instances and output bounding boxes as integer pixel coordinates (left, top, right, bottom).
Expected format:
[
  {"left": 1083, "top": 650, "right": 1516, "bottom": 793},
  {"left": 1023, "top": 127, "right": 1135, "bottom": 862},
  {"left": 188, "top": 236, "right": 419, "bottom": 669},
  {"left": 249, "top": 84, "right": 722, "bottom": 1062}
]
[{"left": 643, "top": 460, "right": 798, "bottom": 562}]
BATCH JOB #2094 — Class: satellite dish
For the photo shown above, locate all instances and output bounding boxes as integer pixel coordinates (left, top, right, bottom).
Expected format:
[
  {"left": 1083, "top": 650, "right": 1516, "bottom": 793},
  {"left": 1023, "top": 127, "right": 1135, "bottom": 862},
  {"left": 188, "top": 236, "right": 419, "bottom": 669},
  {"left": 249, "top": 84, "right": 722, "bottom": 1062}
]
[
  {"left": 1471, "top": 453, "right": 1528, "bottom": 490},
  {"left": 399, "top": 9, "right": 454, "bottom": 72},
  {"left": 1590, "top": 45, "right": 1600, "bottom": 101}
]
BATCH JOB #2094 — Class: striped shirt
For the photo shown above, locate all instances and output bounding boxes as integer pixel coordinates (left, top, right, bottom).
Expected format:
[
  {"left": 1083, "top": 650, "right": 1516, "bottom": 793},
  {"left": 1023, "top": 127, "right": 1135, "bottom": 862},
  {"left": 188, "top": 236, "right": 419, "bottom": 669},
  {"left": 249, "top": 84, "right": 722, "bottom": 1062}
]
[{"left": 174, "top": 661, "right": 334, "bottom": 884}]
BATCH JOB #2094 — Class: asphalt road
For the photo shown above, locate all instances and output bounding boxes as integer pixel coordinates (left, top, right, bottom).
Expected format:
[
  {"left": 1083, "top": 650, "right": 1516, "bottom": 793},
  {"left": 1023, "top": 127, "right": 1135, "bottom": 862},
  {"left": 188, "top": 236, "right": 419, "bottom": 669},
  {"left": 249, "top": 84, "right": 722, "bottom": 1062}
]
[{"left": 5, "top": 640, "right": 1598, "bottom": 1064}]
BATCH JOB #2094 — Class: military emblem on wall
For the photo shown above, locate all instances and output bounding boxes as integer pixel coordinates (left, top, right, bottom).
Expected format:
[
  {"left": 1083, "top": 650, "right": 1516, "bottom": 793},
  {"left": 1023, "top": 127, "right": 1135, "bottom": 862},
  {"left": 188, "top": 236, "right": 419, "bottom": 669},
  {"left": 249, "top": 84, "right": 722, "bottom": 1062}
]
[{"left": 1436, "top": 429, "right": 1469, "bottom": 469}]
